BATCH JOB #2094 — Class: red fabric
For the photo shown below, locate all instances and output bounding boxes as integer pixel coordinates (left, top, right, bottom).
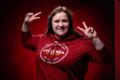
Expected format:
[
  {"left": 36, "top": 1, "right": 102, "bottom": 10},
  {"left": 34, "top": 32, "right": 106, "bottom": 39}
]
[{"left": 21, "top": 31, "right": 112, "bottom": 80}]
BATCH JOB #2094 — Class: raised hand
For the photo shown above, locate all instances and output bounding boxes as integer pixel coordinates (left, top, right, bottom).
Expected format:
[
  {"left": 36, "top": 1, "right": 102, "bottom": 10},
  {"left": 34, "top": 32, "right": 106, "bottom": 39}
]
[
  {"left": 22, "top": 11, "right": 41, "bottom": 32},
  {"left": 77, "top": 21, "right": 97, "bottom": 39},
  {"left": 24, "top": 11, "right": 42, "bottom": 23},
  {"left": 77, "top": 21, "right": 104, "bottom": 50}
]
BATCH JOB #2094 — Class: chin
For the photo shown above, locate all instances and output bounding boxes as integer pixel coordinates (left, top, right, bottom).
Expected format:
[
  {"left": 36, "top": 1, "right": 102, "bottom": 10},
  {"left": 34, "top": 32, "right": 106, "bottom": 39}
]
[
  {"left": 56, "top": 32, "right": 68, "bottom": 38},
  {"left": 57, "top": 34, "right": 65, "bottom": 37}
]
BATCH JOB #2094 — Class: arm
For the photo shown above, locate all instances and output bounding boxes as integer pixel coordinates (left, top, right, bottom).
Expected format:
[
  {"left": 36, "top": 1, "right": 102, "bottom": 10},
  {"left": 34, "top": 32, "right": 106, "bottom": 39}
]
[
  {"left": 91, "top": 36, "right": 104, "bottom": 50},
  {"left": 77, "top": 21, "right": 112, "bottom": 63},
  {"left": 21, "top": 12, "right": 41, "bottom": 51},
  {"left": 86, "top": 41, "right": 112, "bottom": 63}
]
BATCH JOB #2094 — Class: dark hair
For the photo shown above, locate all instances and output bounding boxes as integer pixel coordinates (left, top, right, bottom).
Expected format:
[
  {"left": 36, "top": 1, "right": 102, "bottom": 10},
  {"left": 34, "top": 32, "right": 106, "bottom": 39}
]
[{"left": 46, "top": 6, "right": 75, "bottom": 35}]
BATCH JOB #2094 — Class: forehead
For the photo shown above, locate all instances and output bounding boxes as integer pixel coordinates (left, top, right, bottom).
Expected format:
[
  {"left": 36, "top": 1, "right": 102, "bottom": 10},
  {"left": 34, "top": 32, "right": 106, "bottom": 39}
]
[{"left": 53, "top": 12, "right": 68, "bottom": 19}]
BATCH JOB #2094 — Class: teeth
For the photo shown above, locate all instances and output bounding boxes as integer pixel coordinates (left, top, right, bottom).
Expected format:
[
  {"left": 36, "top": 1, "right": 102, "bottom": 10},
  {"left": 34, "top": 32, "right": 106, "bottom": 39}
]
[
  {"left": 57, "top": 27, "right": 65, "bottom": 30},
  {"left": 57, "top": 30, "right": 63, "bottom": 31},
  {"left": 57, "top": 27, "right": 61, "bottom": 29}
]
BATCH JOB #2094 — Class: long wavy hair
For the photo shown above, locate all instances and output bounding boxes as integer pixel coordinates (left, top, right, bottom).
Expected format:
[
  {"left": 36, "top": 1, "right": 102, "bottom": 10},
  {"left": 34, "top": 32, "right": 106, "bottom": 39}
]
[{"left": 46, "top": 6, "right": 75, "bottom": 35}]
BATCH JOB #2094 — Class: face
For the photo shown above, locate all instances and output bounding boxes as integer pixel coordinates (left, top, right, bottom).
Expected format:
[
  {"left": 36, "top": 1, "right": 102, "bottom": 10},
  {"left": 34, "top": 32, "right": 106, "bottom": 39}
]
[{"left": 52, "top": 12, "right": 69, "bottom": 37}]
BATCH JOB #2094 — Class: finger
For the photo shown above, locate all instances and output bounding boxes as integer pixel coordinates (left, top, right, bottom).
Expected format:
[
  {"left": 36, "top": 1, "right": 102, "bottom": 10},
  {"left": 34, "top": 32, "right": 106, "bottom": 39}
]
[
  {"left": 34, "top": 17, "right": 40, "bottom": 20},
  {"left": 90, "top": 27, "right": 94, "bottom": 33},
  {"left": 26, "top": 13, "right": 33, "bottom": 17},
  {"left": 27, "top": 12, "right": 33, "bottom": 15},
  {"left": 77, "top": 26, "right": 85, "bottom": 32},
  {"left": 86, "top": 27, "right": 90, "bottom": 32},
  {"left": 82, "top": 21, "right": 88, "bottom": 29},
  {"left": 33, "top": 11, "right": 42, "bottom": 17},
  {"left": 92, "top": 30, "right": 97, "bottom": 38},
  {"left": 29, "top": 16, "right": 40, "bottom": 22}
]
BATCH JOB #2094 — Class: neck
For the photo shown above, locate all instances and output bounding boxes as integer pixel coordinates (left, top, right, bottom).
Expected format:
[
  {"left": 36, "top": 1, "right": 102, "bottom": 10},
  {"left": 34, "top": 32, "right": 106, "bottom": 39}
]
[{"left": 55, "top": 33, "right": 73, "bottom": 39}]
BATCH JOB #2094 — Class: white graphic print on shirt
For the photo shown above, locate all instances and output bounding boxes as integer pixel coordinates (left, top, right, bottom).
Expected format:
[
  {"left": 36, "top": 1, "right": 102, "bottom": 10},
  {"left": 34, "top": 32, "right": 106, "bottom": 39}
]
[{"left": 40, "top": 41, "right": 69, "bottom": 64}]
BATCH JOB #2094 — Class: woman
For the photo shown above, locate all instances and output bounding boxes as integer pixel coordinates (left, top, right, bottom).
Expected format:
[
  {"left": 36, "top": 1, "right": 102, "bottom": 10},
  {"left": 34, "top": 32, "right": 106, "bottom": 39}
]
[{"left": 21, "top": 6, "right": 112, "bottom": 80}]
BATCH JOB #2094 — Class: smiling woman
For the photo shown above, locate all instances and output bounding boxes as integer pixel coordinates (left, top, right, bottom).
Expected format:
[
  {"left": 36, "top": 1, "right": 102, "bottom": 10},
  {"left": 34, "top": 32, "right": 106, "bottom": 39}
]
[
  {"left": 52, "top": 12, "right": 69, "bottom": 38},
  {"left": 21, "top": 6, "right": 112, "bottom": 80},
  {"left": 47, "top": 6, "right": 74, "bottom": 39}
]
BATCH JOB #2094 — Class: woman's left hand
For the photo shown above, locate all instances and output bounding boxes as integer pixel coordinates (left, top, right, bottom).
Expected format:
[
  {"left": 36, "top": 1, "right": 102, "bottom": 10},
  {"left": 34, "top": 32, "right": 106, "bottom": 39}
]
[
  {"left": 77, "top": 21, "right": 97, "bottom": 39},
  {"left": 77, "top": 21, "right": 104, "bottom": 50}
]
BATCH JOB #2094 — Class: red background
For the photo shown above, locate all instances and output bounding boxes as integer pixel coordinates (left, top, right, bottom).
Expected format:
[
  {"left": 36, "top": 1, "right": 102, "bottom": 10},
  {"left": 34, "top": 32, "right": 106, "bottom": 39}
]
[
  {"left": 115, "top": 0, "right": 120, "bottom": 80},
  {"left": 1, "top": 0, "right": 115, "bottom": 80}
]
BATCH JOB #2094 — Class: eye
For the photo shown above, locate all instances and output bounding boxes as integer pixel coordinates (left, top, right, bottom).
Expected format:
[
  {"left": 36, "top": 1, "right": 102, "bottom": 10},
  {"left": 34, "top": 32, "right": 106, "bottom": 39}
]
[
  {"left": 62, "top": 19, "right": 68, "bottom": 23},
  {"left": 54, "top": 20, "right": 59, "bottom": 23}
]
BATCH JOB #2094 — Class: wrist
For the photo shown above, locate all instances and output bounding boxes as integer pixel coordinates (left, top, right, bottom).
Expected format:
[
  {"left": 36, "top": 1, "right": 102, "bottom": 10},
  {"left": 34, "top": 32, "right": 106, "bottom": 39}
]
[
  {"left": 22, "top": 22, "right": 30, "bottom": 32},
  {"left": 92, "top": 37, "right": 104, "bottom": 50},
  {"left": 92, "top": 36, "right": 98, "bottom": 40}
]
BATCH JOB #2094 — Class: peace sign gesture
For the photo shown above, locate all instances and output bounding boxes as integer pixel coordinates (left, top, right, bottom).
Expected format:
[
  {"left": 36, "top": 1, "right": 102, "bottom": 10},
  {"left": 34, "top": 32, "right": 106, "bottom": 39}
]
[
  {"left": 24, "top": 11, "right": 42, "bottom": 23},
  {"left": 22, "top": 11, "right": 42, "bottom": 32},
  {"left": 77, "top": 21, "right": 97, "bottom": 39}
]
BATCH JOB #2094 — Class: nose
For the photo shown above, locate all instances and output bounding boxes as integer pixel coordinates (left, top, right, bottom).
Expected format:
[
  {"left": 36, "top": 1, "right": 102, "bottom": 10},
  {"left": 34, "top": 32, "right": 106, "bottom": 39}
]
[{"left": 59, "top": 22, "right": 63, "bottom": 27}]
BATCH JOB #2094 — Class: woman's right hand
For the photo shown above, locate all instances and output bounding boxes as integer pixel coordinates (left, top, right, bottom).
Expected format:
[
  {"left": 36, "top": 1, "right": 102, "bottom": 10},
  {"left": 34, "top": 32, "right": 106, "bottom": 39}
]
[
  {"left": 24, "top": 11, "right": 42, "bottom": 23},
  {"left": 22, "top": 12, "right": 41, "bottom": 32}
]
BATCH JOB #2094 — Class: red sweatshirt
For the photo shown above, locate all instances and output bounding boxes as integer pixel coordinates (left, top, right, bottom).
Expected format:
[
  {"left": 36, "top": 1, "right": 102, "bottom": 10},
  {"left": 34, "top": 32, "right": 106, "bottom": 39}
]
[{"left": 21, "top": 31, "right": 112, "bottom": 80}]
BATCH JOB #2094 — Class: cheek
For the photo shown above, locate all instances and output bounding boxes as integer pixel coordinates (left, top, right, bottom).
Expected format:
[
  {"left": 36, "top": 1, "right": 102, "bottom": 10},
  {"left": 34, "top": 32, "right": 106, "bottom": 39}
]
[
  {"left": 52, "top": 21, "right": 55, "bottom": 27},
  {"left": 65, "top": 23, "right": 69, "bottom": 29},
  {"left": 52, "top": 23, "right": 56, "bottom": 29},
  {"left": 52, "top": 24, "right": 57, "bottom": 33},
  {"left": 65, "top": 22, "right": 69, "bottom": 27}
]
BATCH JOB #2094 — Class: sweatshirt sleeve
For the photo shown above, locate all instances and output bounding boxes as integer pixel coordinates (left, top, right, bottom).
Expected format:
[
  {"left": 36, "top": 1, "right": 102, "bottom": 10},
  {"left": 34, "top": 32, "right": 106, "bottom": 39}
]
[
  {"left": 21, "top": 31, "right": 42, "bottom": 51},
  {"left": 86, "top": 40, "right": 113, "bottom": 64}
]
